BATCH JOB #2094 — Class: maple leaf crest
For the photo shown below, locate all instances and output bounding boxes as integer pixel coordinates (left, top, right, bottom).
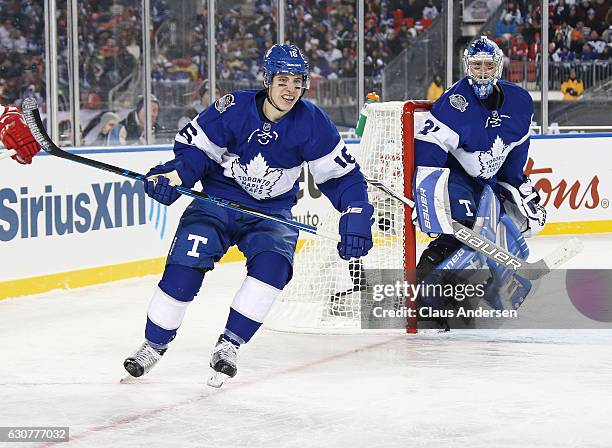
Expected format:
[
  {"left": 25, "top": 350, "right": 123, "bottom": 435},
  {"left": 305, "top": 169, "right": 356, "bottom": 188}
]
[
  {"left": 231, "top": 153, "right": 283, "bottom": 199},
  {"left": 477, "top": 135, "right": 510, "bottom": 179}
]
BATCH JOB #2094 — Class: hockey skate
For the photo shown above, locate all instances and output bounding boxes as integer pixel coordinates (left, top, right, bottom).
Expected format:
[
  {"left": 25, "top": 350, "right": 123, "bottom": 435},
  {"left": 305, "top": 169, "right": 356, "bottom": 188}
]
[
  {"left": 207, "top": 335, "right": 239, "bottom": 388},
  {"left": 122, "top": 341, "right": 167, "bottom": 382}
]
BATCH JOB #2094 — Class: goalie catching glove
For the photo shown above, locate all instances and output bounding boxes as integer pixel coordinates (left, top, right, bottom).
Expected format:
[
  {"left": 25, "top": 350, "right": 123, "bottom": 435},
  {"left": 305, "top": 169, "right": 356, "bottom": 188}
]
[
  {"left": 498, "top": 177, "right": 546, "bottom": 238},
  {"left": 0, "top": 106, "right": 41, "bottom": 164},
  {"left": 337, "top": 201, "right": 374, "bottom": 260}
]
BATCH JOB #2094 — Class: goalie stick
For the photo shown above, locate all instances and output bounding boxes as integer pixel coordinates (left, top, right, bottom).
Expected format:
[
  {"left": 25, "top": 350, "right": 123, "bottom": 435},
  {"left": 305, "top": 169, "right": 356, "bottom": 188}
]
[
  {"left": 365, "top": 177, "right": 583, "bottom": 281},
  {"left": 0, "top": 149, "right": 17, "bottom": 160},
  {"left": 20, "top": 98, "right": 340, "bottom": 242}
]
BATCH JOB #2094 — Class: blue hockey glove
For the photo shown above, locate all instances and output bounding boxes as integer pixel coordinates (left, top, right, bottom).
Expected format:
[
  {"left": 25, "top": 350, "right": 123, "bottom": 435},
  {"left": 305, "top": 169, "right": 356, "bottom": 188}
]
[
  {"left": 144, "top": 159, "right": 188, "bottom": 206},
  {"left": 337, "top": 201, "right": 374, "bottom": 260}
]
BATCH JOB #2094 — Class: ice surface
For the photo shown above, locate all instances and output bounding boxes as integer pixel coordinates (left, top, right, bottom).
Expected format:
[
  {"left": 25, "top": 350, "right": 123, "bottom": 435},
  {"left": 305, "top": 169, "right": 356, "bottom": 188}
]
[{"left": 1, "top": 234, "right": 611, "bottom": 447}]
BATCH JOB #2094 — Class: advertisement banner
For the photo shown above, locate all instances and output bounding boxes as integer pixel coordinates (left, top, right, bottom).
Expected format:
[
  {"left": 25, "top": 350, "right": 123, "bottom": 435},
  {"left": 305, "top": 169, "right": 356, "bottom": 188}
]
[{"left": 1, "top": 134, "right": 610, "bottom": 295}]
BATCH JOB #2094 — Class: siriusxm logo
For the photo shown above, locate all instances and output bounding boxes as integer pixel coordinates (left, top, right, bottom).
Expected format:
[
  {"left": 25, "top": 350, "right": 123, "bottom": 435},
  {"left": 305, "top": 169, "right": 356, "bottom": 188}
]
[{"left": 0, "top": 181, "right": 147, "bottom": 241}]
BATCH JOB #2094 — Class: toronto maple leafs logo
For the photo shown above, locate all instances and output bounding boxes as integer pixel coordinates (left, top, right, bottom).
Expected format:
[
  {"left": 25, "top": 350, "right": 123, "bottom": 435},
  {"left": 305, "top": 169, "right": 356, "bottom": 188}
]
[
  {"left": 231, "top": 153, "right": 283, "bottom": 199},
  {"left": 449, "top": 94, "right": 468, "bottom": 112},
  {"left": 477, "top": 135, "right": 512, "bottom": 178}
]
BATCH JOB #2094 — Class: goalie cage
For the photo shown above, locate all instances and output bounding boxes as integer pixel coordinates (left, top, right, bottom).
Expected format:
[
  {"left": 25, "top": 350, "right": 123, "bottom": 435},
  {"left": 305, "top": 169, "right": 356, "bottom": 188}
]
[{"left": 265, "top": 100, "right": 434, "bottom": 334}]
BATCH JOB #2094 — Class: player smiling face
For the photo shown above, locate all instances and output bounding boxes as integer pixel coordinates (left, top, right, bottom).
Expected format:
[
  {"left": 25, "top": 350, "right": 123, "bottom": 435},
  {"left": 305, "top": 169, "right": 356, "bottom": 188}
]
[{"left": 263, "top": 73, "right": 304, "bottom": 121}]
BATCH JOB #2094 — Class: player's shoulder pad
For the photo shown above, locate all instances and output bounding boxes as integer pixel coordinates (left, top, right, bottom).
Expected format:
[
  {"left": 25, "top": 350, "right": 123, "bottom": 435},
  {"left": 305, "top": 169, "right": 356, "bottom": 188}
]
[
  {"left": 497, "top": 80, "right": 534, "bottom": 113},
  {"left": 297, "top": 98, "right": 341, "bottom": 160},
  {"left": 428, "top": 77, "right": 473, "bottom": 131},
  {"left": 195, "top": 89, "right": 256, "bottom": 125}
]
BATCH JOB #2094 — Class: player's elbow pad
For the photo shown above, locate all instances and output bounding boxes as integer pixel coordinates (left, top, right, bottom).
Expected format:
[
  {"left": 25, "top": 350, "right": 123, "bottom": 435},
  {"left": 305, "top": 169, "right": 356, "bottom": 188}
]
[
  {"left": 172, "top": 143, "right": 215, "bottom": 187},
  {"left": 318, "top": 168, "right": 368, "bottom": 212},
  {"left": 414, "top": 140, "right": 448, "bottom": 167}
]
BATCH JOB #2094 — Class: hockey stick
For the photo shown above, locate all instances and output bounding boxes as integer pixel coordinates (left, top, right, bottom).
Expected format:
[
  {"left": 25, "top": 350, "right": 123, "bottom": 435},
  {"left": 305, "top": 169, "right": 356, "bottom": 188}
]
[
  {"left": 365, "top": 177, "right": 583, "bottom": 280},
  {"left": 0, "top": 149, "right": 17, "bottom": 160},
  {"left": 20, "top": 98, "right": 340, "bottom": 242}
]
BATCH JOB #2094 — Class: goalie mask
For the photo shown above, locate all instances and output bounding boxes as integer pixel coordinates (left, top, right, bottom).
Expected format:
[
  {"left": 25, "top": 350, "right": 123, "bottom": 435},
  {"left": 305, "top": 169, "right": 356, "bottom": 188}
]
[
  {"left": 463, "top": 36, "right": 504, "bottom": 100},
  {"left": 263, "top": 44, "right": 310, "bottom": 94}
]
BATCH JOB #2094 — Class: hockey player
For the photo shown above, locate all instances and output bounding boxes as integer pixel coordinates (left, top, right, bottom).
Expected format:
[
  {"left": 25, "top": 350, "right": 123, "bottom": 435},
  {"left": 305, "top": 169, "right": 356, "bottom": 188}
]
[
  {"left": 411, "top": 36, "right": 546, "bottom": 314},
  {"left": 0, "top": 105, "right": 41, "bottom": 164},
  {"left": 124, "top": 44, "right": 373, "bottom": 386}
]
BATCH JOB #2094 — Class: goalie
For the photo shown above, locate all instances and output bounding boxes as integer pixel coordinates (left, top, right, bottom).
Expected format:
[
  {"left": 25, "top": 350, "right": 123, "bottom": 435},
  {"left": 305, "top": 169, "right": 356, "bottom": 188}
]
[
  {"left": 411, "top": 36, "right": 546, "bottom": 315},
  {"left": 0, "top": 105, "right": 41, "bottom": 164}
]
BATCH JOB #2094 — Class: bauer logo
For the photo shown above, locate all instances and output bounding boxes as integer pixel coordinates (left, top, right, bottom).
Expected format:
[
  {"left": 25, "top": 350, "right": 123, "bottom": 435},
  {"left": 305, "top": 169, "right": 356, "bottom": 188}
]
[{"left": 0, "top": 181, "right": 147, "bottom": 241}]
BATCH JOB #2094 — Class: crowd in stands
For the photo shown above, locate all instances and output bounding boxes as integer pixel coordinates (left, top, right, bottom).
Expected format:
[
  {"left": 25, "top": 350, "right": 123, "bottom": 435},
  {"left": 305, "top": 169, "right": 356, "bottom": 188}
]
[
  {"left": 155, "top": 0, "right": 443, "bottom": 87},
  {"left": 12, "top": 1, "right": 611, "bottom": 139},
  {"left": 1, "top": 0, "right": 443, "bottom": 118},
  {"left": 491, "top": 0, "right": 612, "bottom": 64},
  {"left": 0, "top": 0, "right": 172, "bottom": 110}
]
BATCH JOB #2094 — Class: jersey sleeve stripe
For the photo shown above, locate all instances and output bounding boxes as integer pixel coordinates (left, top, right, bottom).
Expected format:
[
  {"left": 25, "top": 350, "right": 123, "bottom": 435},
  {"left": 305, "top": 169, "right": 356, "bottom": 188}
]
[
  {"left": 175, "top": 119, "right": 227, "bottom": 163},
  {"left": 414, "top": 111, "right": 460, "bottom": 154},
  {"left": 307, "top": 138, "right": 354, "bottom": 184}
]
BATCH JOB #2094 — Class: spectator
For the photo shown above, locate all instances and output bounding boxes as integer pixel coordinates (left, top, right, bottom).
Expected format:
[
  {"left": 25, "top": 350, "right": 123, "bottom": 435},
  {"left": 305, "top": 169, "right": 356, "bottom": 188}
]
[
  {"left": 576, "top": 0, "right": 593, "bottom": 22},
  {"left": 593, "top": 0, "right": 609, "bottom": 24},
  {"left": 177, "top": 79, "right": 220, "bottom": 129},
  {"left": 92, "top": 111, "right": 120, "bottom": 146},
  {"left": 552, "top": 0, "right": 570, "bottom": 26},
  {"left": 426, "top": 74, "right": 444, "bottom": 100},
  {"left": 422, "top": 0, "right": 440, "bottom": 20},
  {"left": 495, "top": 14, "right": 518, "bottom": 41},
  {"left": 588, "top": 30, "right": 607, "bottom": 55},
  {"left": 567, "top": 6, "right": 580, "bottom": 27},
  {"left": 501, "top": 2, "right": 522, "bottom": 25},
  {"left": 110, "top": 95, "right": 160, "bottom": 145},
  {"left": 509, "top": 34, "right": 529, "bottom": 60},
  {"left": 561, "top": 68, "right": 585, "bottom": 100}
]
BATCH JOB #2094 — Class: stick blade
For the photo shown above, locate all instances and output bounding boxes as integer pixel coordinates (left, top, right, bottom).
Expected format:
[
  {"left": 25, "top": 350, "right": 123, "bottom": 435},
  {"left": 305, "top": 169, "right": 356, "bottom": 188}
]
[
  {"left": 20, "top": 98, "right": 53, "bottom": 153},
  {"left": 542, "top": 237, "right": 584, "bottom": 270}
]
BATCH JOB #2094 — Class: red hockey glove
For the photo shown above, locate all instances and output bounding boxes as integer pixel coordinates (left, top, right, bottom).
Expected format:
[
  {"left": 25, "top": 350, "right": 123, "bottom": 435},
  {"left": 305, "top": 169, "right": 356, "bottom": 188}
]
[{"left": 0, "top": 106, "right": 41, "bottom": 164}]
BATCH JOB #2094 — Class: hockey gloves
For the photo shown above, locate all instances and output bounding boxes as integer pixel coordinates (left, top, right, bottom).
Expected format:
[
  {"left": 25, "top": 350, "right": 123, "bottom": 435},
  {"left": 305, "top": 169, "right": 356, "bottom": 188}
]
[
  {"left": 498, "top": 177, "right": 546, "bottom": 238},
  {"left": 144, "top": 159, "right": 189, "bottom": 206},
  {"left": 0, "top": 106, "right": 41, "bottom": 164},
  {"left": 337, "top": 201, "right": 374, "bottom": 260}
]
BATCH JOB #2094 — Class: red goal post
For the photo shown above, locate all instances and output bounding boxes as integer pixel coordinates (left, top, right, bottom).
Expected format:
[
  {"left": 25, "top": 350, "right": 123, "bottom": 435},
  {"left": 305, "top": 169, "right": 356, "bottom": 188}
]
[{"left": 402, "top": 100, "right": 434, "bottom": 332}]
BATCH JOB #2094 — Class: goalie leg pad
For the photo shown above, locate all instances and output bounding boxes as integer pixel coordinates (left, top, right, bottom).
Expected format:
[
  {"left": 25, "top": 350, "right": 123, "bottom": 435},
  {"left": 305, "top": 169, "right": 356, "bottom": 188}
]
[
  {"left": 483, "top": 214, "right": 532, "bottom": 310},
  {"left": 413, "top": 167, "right": 454, "bottom": 235}
]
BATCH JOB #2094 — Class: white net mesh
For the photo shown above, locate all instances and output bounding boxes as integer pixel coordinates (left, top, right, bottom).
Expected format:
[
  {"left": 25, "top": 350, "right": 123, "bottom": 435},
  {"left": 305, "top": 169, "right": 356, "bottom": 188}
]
[{"left": 265, "top": 101, "right": 431, "bottom": 333}]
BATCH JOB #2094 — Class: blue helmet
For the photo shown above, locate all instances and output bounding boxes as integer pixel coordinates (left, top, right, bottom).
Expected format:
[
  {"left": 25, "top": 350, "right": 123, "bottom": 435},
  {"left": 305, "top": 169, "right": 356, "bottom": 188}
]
[
  {"left": 263, "top": 44, "right": 310, "bottom": 90},
  {"left": 463, "top": 36, "right": 504, "bottom": 99}
]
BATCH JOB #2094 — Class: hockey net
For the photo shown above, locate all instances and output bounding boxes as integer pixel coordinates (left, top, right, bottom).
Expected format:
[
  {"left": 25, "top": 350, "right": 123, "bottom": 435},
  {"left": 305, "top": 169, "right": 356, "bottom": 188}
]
[{"left": 266, "top": 100, "right": 433, "bottom": 334}]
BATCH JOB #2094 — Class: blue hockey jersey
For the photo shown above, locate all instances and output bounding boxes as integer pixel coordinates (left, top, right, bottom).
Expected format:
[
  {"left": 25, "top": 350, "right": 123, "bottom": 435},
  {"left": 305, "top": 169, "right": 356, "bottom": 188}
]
[
  {"left": 414, "top": 78, "right": 533, "bottom": 187},
  {"left": 172, "top": 89, "right": 364, "bottom": 213}
]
